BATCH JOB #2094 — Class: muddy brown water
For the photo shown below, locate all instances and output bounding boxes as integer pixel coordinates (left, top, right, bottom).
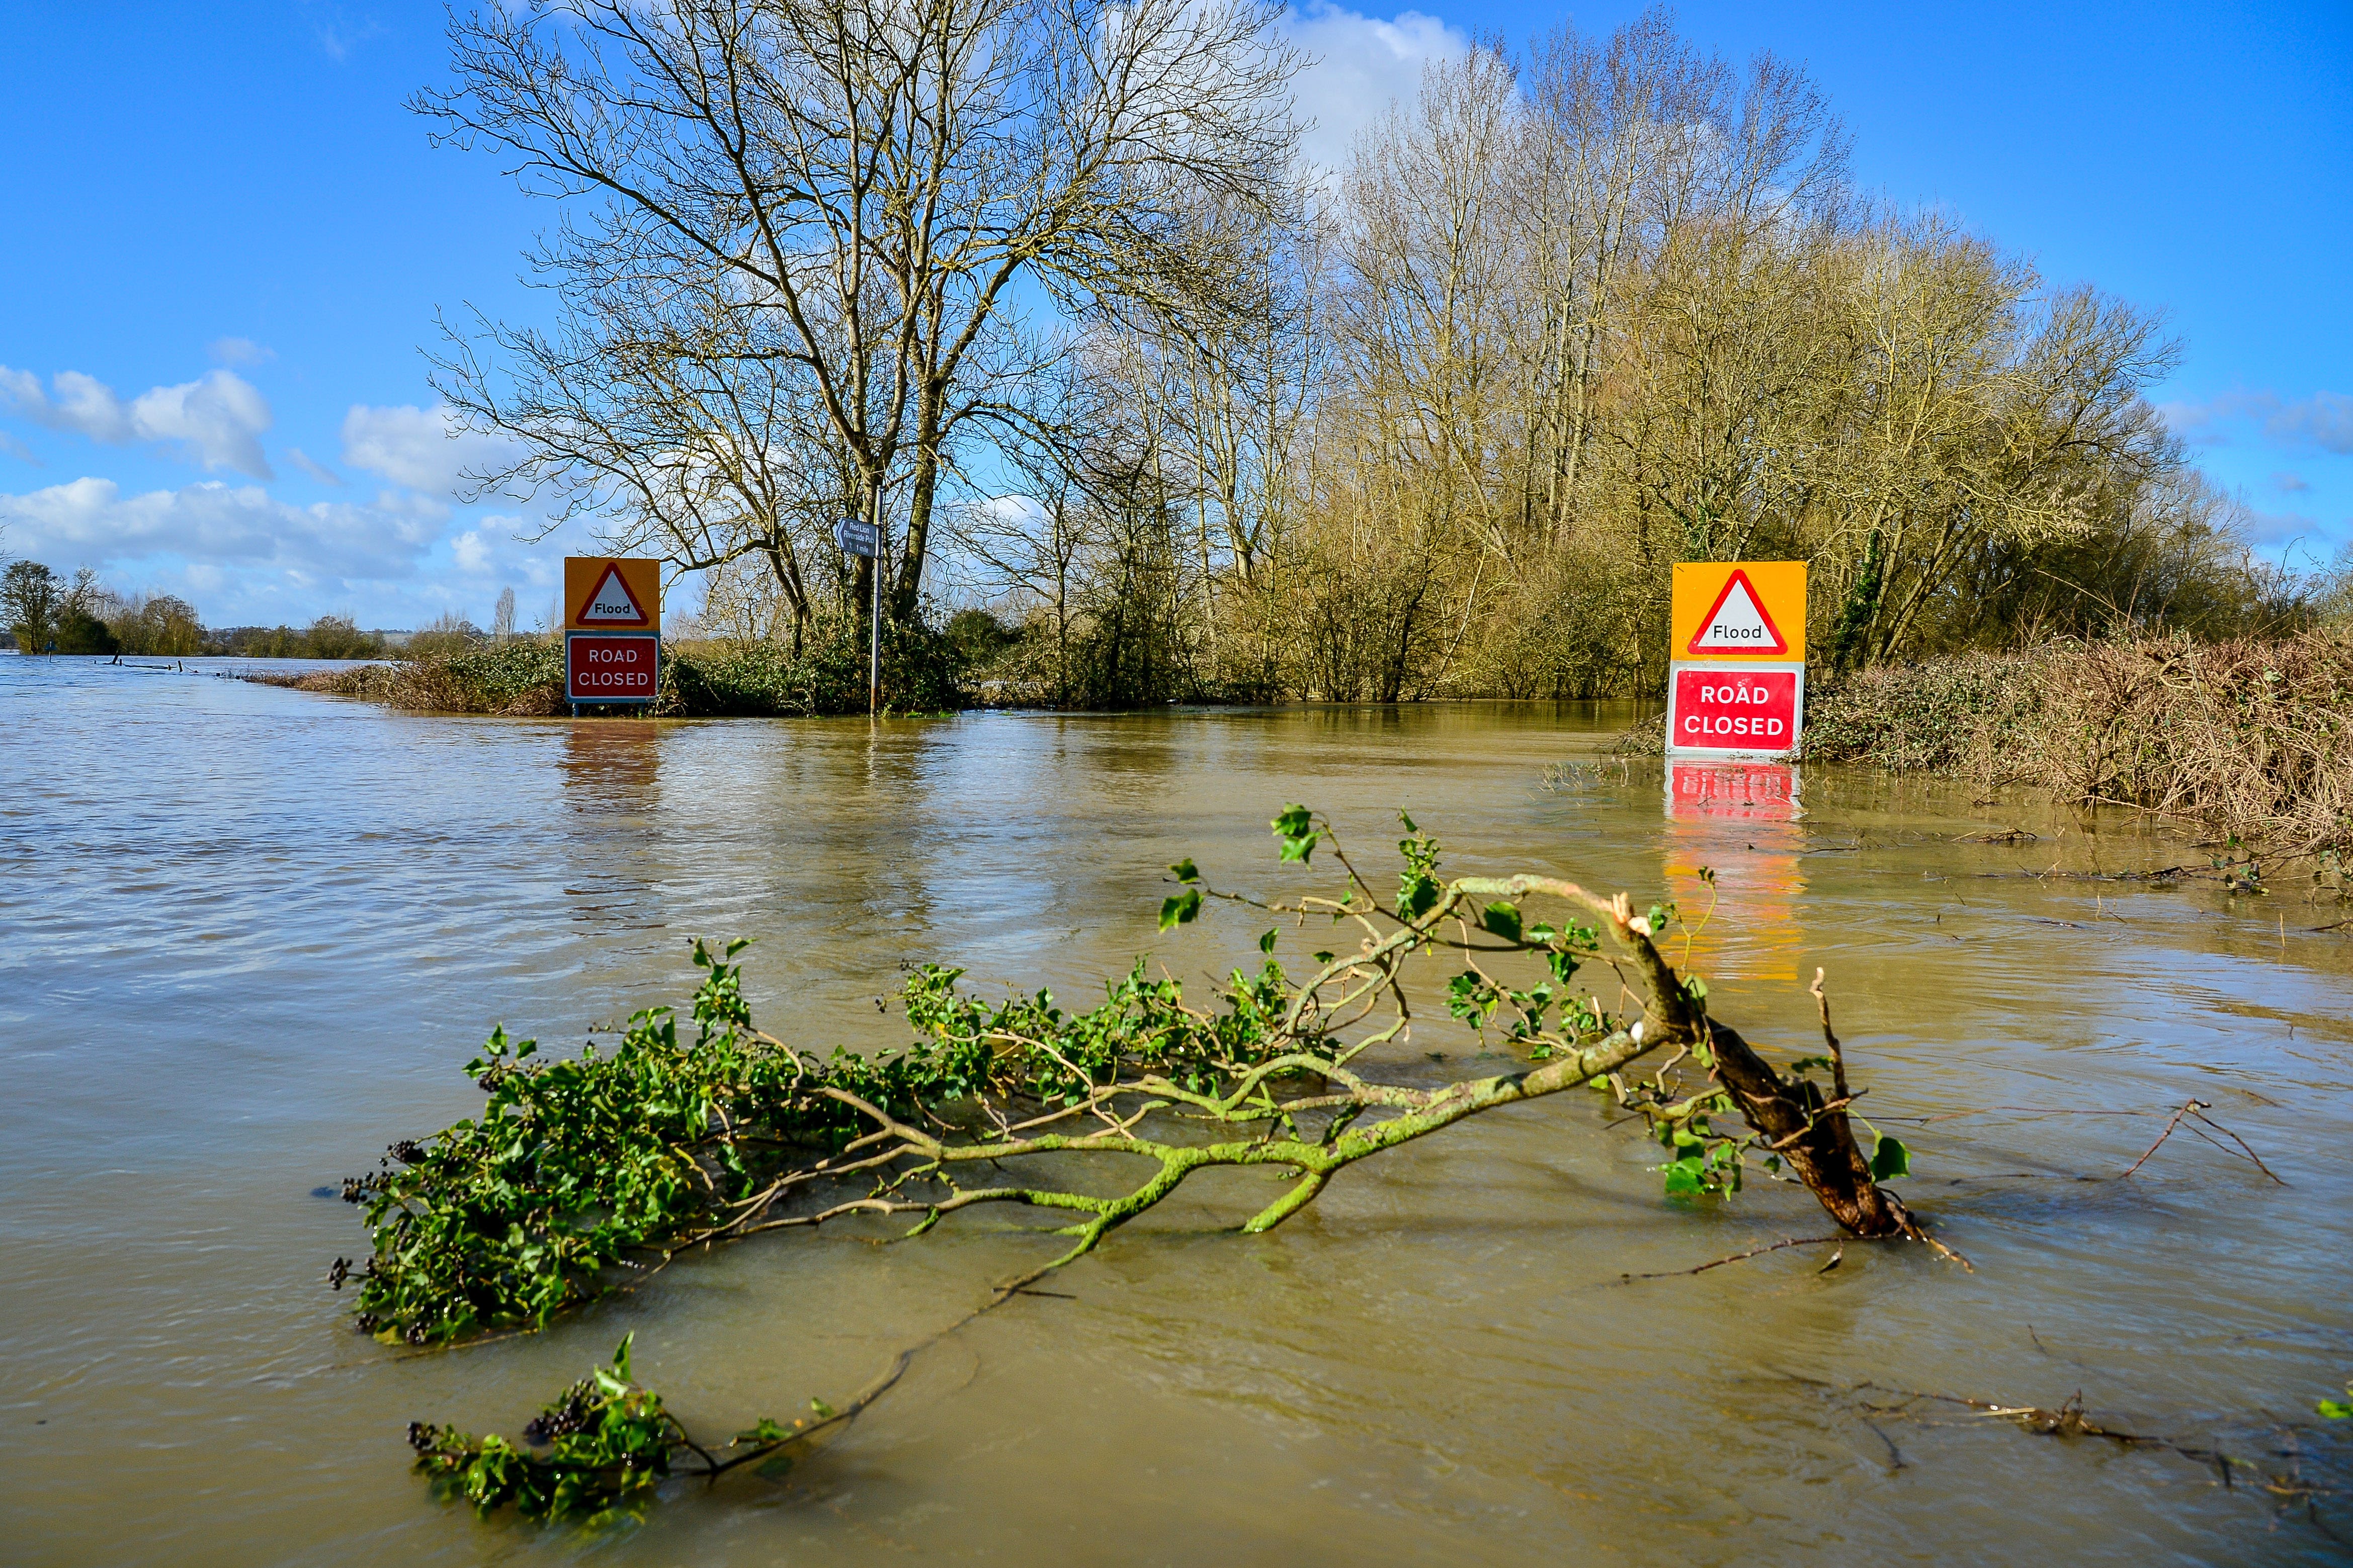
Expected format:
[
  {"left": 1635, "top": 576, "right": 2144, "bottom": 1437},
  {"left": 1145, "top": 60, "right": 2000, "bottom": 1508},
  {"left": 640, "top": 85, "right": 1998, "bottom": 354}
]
[{"left": 4, "top": 655, "right": 2348, "bottom": 1565}]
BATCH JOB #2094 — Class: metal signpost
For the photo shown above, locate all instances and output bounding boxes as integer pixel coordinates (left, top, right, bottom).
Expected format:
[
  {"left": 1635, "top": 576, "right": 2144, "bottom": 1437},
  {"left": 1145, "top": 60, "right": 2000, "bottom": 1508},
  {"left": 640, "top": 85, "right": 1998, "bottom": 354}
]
[
  {"left": 562, "top": 557, "right": 662, "bottom": 715},
  {"left": 834, "top": 516, "right": 883, "bottom": 718},
  {"left": 1663, "top": 561, "right": 1807, "bottom": 762}
]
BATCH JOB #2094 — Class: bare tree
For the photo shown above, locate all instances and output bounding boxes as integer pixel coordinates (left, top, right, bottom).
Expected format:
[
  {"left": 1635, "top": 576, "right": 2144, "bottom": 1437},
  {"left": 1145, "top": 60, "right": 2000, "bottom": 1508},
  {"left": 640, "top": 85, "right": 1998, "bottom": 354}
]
[{"left": 421, "top": 0, "right": 1302, "bottom": 639}]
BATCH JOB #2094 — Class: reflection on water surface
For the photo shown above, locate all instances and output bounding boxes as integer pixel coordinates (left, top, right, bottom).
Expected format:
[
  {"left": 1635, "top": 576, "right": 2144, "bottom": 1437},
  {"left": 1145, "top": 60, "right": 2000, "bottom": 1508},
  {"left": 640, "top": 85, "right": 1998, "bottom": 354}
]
[{"left": 2, "top": 657, "right": 2347, "bottom": 1565}]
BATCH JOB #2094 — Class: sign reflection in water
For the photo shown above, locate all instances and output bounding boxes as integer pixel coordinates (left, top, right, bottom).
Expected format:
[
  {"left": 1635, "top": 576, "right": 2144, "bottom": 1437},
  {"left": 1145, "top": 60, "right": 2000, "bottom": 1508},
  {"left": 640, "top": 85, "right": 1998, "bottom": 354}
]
[{"left": 1663, "top": 759, "right": 1804, "bottom": 986}]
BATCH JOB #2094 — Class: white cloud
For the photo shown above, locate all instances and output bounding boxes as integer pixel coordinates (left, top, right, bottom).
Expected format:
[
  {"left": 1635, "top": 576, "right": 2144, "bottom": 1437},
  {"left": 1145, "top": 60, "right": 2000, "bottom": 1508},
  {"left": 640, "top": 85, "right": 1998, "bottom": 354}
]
[
  {"left": 2273, "top": 472, "right": 2310, "bottom": 494},
  {"left": 128, "top": 373, "right": 276, "bottom": 478},
  {"left": 2161, "top": 390, "right": 2353, "bottom": 456},
  {"left": 1281, "top": 3, "right": 1468, "bottom": 178},
  {"left": 208, "top": 337, "right": 274, "bottom": 367},
  {"left": 451, "top": 529, "right": 492, "bottom": 572},
  {"left": 340, "top": 402, "right": 513, "bottom": 497},
  {"left": 286, "top": 447, "right": 344, "bottom": 485},
  {"left": 0, "top": 475, "right": 443, "bottom": 580},
  {"left": 0, "top": 365, "right": 275, "bottom": 477},
  {"left": 38, "top": 371, "right": 136, "bottom": 442}
]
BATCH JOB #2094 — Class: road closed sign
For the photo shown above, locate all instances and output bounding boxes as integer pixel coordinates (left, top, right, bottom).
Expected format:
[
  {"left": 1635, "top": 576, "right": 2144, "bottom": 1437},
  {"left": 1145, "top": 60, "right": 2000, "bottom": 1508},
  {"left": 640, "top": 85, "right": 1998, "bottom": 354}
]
[
  {"left": 566, "top": 632, "right": 659, "bottom": 703},
  {"left": 562, "top": 557, "right": 662, "bottom": 709}
]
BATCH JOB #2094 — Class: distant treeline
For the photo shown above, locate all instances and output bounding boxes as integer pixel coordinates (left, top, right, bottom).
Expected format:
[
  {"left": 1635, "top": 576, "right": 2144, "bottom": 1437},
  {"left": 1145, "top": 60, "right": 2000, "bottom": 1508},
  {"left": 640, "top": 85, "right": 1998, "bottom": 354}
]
[{"left": 2, "top": 557, "right": 399, "bottom": 660}]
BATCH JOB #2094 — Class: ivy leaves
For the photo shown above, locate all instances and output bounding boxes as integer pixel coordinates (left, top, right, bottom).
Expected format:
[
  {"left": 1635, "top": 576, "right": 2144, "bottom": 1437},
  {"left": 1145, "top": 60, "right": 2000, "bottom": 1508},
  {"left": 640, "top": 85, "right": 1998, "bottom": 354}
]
[
  {"left": 1659, "top": 1112, "right": 1745, "bottom": 1197},
  {"left": 1160, "top": 857, "right": 1202, "bottom": 931},
  {"left": 343, "top": 930, "right": 1322, "bottom": 1343},
  {"left": 408, "top": 1335, "right": 797, "bottom": 1524},
  {"left": 410, "top": 1336, "right": 690, "bottom": 1522},
  {"left": 1273, "top": 803, "right": 1320, "bottom": 863},
  {"left": 1396, "top": 812, "right": 1442, "bottom": 920}
]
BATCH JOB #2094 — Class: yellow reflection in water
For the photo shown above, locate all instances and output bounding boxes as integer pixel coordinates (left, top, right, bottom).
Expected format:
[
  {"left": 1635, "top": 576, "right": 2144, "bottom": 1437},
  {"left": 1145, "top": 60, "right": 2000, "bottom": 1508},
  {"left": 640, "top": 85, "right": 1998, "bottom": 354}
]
[{"left": 1663, "top": 760, "right": 1806, "bottom": 985}]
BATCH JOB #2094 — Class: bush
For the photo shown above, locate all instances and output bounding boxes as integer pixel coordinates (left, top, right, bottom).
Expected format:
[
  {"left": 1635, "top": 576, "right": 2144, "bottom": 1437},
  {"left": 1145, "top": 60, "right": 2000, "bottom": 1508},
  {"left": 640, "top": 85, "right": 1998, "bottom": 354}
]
[
  {"left": 55, "top": 606, "right": 120, "bottom": 655},
  {"left": 259, "top": 609, "right": 966, "bottom": 718},
  {"left": 1800, "top": 631, "right": 2353, "bottom": 861},
  {"left": 303, "top": 616, "right": 386, "bottom": 659}
]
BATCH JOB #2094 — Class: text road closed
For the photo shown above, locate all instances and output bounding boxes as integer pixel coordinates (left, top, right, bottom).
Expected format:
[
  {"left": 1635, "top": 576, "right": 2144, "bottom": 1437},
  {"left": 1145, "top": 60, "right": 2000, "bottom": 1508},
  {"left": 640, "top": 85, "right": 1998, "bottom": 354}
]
[
  {"left": 1671, "top": 667, "right": 1796, "bottom": 749},
  {"left": 567, "top": 635, "right": 656, "bottom": 700}
]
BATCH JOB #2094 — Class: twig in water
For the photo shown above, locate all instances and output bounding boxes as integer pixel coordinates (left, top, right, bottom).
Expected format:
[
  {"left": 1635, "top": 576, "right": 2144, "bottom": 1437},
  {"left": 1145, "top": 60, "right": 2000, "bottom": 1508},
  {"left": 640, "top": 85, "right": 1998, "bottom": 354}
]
[
  {"left": 2187, "top": 1108, "right": 2289, "bottom": 1186},
  {"left": 2119, "top": 1099, "right": 2288, "bottom": 1185},
  {"left": 2119, "top": 1099, "right": 2207, "bottom": 1179},
  {"left": 1618, "top": 1234, "right": 1842, "bottom": 1281}
]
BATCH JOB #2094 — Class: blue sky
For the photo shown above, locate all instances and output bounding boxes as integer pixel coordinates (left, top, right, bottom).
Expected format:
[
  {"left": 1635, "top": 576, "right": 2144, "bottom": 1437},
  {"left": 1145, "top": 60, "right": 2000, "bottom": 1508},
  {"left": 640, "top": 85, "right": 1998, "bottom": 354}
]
[{"left": 2, "top": 0, "right": 2346, "bottom": 629}]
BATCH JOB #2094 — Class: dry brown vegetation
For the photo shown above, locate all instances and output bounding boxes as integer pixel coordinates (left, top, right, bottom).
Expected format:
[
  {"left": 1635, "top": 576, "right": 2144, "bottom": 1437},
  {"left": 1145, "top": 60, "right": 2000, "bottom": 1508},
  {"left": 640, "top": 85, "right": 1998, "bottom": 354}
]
[{"left": 1801, "top": 629, "right": 2353, "bottom": 867}]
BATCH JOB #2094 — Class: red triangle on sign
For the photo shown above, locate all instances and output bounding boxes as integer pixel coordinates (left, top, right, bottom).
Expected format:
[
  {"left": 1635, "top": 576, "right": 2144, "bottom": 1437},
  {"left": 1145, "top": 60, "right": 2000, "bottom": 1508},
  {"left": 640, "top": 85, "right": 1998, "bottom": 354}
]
[
  {"left": 576, "top": 564, "right": 650, "bottom": 626},
  {"left": 1686, "top": 568, "right": 1787, "bottom": 655}
]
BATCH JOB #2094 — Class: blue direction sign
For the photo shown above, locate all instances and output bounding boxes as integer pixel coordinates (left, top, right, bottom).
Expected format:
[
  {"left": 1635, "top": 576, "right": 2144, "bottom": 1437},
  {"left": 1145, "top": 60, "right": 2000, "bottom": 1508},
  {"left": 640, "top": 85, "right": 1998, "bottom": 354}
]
[{"left": 834, "top": 517, "right": 881, "bottom": 558}]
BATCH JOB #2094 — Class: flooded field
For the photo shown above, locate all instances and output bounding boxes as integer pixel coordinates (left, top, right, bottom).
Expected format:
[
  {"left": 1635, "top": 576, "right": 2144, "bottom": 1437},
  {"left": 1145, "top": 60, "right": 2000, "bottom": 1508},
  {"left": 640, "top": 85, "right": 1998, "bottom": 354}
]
[{"left": 3, "top": 655, "right": 2347, "bottom": 1565}]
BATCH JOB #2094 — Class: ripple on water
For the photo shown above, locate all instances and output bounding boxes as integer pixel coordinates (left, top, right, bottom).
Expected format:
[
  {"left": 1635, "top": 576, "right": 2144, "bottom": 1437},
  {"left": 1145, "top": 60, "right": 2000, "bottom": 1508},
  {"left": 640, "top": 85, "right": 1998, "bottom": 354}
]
[{"left": 2, "top": 657, "right": 2347, "bottom": 1566}]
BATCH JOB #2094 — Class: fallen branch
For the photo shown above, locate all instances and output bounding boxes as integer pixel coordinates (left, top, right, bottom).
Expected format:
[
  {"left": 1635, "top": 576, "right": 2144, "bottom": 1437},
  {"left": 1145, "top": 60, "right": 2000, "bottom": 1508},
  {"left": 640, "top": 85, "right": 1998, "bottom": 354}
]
[{"left": 345, "top": 805, "right": 1950, "bottom": 1514}]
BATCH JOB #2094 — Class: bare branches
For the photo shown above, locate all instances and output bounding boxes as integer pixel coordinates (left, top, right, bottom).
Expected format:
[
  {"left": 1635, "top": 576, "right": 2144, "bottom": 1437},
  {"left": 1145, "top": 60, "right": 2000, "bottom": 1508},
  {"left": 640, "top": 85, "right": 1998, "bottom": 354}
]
[
  {"left": 418, "top": 0, "right": 1305, "bottom": 626},
  {"left": 2121, "top": 1098, "right": 2289, "bottom": 1186}
]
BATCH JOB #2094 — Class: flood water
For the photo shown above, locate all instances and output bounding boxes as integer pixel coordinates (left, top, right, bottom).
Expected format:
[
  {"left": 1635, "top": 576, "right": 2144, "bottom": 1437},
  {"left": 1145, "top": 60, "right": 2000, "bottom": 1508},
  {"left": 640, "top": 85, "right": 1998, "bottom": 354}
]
[{"left": 4, "top": 655, "right": 2349, "bottom": 1565}]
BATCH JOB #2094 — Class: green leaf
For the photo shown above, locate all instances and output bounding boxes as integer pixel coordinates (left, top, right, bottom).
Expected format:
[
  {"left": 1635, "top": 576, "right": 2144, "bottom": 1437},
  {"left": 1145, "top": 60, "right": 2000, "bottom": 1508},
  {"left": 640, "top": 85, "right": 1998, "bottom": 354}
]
[
  {"left": 1157, "top": 888, "right": 1203, "bottom": 932},
  {"left": 1397, "top": 872, "right": 1440, "bottom": 922},
  {"left": 1397, "top": 810, "right": 1418, "bottom": 832},
  {"left": 1257, "top": 929, "right": 1277, "bottom": 954},
  {"left": 2319, "top": 1397, "right": 2352, "bottom": 1419},
  {"left": 1272, "top": 804, "right": 1319, "bottom": 863},
  {"left": 1870, "top": 1134, "right": 1911, "bottom": 1181},
  {"left": 1480, "top": 902, "right": 1523, "bottom": 943},
  {"left": 612, "top": 1332, "right": 634, "bottom": 1383},
  {"left": 1168, "top": 857, "right": 1200, "bottom": 884},
  {"left": 809, "top": 1397, "right": 836, "bottom": 1419}
]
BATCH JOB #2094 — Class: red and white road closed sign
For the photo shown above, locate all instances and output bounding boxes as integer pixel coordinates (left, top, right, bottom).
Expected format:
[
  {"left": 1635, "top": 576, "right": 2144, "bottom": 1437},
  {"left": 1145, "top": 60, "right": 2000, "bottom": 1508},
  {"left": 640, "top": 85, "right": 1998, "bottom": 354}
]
[
  {"left": 1665, "top": 664, "right": 1802, "bottom": 755},
  {"left": 565, "top": 632, "right": 659, "bottom": 703}
]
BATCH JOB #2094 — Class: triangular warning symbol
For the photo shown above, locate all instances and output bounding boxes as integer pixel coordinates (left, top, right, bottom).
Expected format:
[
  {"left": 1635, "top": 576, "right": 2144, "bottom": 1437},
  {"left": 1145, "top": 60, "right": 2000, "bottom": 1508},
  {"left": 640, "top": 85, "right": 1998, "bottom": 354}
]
[
  {"left": 1687, "top": 569, "right": 1787, "bottom": 655},
  {"left": 576, "top": 564, "right": 649, "bottom": 626}
]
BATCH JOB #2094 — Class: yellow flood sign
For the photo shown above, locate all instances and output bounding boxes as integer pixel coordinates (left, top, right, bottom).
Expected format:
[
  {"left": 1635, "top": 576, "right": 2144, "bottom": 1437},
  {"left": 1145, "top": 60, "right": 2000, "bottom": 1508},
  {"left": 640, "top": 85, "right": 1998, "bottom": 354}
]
[
  {"left": 1671, "top": 561, "right": 1804, "bottom": 661},
  {"left": 1667, "top": 562, "right": 1806, "bottom": 760},
  {"left": 564, "top": 557, "right": 661, "bottom": 632}
]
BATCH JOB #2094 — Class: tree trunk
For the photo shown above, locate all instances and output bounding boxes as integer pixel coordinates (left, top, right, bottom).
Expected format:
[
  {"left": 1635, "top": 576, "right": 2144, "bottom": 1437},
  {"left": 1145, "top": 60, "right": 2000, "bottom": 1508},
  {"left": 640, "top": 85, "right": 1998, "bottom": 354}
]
[{"left": 1705, "top": 1020, "right": 1918, "bottom": 1238}]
